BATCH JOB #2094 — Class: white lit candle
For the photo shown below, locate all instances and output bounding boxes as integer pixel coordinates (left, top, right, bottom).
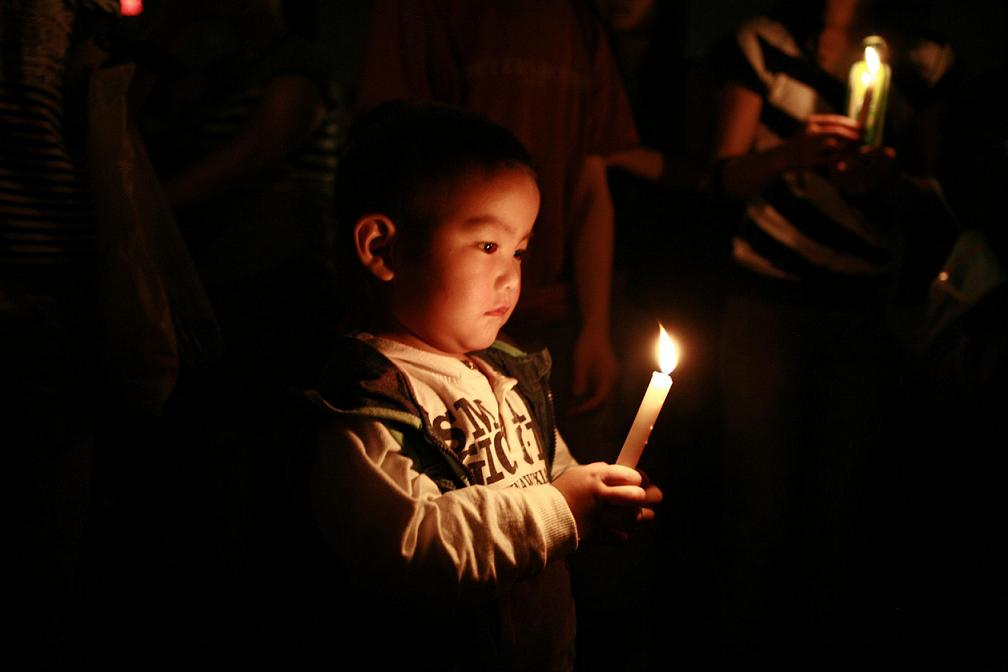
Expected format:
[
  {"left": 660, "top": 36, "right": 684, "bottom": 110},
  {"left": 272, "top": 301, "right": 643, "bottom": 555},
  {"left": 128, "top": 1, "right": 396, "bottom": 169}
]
[
  {"left": 616, "top": 325, "right": 679, "bottom": 468},
  {"left": 845, "top": 36, "right": 891, "bottom": 147}
]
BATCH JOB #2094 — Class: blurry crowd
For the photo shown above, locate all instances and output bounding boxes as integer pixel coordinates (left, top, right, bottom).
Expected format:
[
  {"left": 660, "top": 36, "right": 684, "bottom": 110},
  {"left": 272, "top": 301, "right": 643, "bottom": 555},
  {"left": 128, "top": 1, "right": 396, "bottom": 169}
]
[{"left": 2, "top": 0, "right": 1005, "bottom": 669}]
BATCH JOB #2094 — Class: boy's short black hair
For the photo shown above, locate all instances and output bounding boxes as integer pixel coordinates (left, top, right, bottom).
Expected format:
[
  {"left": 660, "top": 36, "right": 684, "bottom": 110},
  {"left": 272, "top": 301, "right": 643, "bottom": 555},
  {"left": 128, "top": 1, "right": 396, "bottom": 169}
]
[{"left": 334, "top": 100, "right": 537, "bottom": 240}]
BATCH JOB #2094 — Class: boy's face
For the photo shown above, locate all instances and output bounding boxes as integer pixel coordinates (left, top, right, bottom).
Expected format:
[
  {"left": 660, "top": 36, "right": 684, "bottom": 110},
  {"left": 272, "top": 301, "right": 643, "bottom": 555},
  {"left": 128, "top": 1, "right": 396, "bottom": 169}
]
[{"left": 385, "top": 167, "right": 539, "bottom": 356}]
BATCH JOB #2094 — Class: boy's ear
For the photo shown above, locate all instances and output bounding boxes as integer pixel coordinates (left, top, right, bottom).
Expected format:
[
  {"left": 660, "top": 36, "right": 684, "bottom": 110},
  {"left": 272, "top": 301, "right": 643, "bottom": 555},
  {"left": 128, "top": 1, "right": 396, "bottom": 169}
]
[{"left": 353, "top": 214, "right": 397, "bottom": 282}]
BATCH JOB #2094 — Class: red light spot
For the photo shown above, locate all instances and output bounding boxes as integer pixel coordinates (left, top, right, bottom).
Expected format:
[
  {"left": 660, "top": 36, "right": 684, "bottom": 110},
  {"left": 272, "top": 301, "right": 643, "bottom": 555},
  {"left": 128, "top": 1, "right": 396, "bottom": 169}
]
[{"left": 120, "top": 0, "right": 143, "bottom": 16}]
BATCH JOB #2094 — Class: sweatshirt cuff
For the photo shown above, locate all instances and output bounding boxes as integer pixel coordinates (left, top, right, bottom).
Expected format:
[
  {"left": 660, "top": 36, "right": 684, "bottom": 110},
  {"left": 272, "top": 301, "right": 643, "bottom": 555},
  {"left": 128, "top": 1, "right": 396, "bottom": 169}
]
[{"left": 526, "top": 484, "right": 579, "bottom": 559}]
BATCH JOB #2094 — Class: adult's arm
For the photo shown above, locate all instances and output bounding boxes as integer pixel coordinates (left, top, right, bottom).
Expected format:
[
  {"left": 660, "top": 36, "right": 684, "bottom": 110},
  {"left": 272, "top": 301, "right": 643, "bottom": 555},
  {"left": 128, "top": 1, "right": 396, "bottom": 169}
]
[
  {"left": 607, "top": 147, "right": 709, "bottom": 192},
  {"left": 713, "top": 82, "right": 861, "bottom": 199},
  {"left": 567, "top": 154, "right": 619, "bottom": 414},
  {"left": 165, "top": 74, "right": 326, "bottom": 210}
]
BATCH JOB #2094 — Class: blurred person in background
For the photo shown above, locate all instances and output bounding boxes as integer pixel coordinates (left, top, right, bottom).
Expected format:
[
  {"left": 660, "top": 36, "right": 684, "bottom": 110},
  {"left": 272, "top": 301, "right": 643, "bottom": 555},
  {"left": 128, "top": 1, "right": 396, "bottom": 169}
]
[
  {"left": 0, "top": 0, "right": 120, "bottom": 667},
  {"left": 709, "top": 0, "right": 956, "bottom": 664}
]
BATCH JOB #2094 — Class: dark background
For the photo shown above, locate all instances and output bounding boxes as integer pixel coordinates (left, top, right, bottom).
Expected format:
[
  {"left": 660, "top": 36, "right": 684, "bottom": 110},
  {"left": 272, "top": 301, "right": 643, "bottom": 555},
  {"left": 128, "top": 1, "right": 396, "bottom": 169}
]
[{"left": 75, "top": 1, "right": 1007, "bottom": 669}]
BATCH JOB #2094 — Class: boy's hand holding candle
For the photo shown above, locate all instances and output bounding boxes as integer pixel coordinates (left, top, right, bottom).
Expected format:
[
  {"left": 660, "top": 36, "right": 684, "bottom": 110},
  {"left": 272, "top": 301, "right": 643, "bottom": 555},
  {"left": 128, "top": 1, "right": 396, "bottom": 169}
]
[{"left": 552, "top": 463, "right": 663, "bottom": 544}]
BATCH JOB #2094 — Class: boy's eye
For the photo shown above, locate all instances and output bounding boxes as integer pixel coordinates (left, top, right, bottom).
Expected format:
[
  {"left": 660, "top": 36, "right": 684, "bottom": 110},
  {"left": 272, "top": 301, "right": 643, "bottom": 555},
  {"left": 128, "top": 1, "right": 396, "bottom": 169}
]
[
  {"left": 514, "top": 248, "right": 527, "bottom": 261},
  {"left": 480, "top": 242, "right": 498, "bottom": 253}
]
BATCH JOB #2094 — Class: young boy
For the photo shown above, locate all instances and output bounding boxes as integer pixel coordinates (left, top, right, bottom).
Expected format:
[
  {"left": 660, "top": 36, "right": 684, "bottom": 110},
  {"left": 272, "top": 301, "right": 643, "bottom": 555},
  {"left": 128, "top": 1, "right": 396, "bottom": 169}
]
[{"left": 307, "top": 101, "right": 660, "bottom": 670}]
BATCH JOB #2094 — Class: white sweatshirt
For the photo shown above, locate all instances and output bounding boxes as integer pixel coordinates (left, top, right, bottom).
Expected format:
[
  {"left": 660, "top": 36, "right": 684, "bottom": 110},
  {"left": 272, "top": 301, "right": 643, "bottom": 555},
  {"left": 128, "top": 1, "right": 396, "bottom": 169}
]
[{"left": 310, "top": 335, "right": 580, "bottom": 670}]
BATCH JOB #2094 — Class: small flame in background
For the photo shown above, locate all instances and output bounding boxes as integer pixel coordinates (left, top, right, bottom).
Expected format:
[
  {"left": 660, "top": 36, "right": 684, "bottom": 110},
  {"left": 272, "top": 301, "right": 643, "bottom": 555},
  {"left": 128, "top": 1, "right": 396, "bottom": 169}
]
[
  {"left": 120, "top": 0, "right": 143, "bottom": 17},
  {"left": 657, "top": 324, "right": 679, "bottom": 376}
]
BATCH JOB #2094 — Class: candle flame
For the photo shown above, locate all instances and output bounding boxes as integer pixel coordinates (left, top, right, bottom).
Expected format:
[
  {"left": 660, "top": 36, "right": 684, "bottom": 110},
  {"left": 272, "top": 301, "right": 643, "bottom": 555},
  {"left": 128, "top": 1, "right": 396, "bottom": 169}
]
[
  {"left": 657, "top": 324, "right": 678, "bottom": 375},
  {"left": 865, "top": 45, "right": 880, "bottom": 74}
]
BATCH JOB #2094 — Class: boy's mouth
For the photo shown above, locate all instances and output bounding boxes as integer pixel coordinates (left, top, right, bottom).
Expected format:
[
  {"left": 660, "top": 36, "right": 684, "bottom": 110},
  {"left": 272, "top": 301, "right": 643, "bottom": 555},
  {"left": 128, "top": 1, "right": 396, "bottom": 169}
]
[{"left": 486, "top": 305, "right": 510, "bottom": 317}]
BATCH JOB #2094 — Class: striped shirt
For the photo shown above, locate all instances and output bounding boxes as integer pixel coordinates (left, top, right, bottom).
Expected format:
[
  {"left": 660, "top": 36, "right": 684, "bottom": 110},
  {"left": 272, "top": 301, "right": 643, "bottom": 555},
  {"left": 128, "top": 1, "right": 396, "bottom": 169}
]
[
  {"left": 0, "top": 0, "right": 119, "bottom": 266},
  {"left": 179, "top": 36, "right": 341, "bottom": 199},
  {"left": 143, "top": 33, "right": 342, "bottom": 282},
  {"left": 716, "top": 17, "right": 953, "bottom": 291}
]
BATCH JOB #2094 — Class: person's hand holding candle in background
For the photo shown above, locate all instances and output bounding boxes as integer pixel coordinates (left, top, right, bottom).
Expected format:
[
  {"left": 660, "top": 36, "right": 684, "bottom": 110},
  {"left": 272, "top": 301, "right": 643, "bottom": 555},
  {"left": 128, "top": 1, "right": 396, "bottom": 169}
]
[{"left": 830, "top": 35, "right": 899, "bottom": 195}]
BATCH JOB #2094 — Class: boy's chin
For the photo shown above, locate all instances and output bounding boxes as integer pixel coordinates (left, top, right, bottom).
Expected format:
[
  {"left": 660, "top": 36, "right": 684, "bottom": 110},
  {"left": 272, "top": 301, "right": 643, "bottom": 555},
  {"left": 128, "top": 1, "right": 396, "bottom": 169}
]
[
  {"left": 468, "top": 334, "right": 500, "bottom": 353},
  {"left": 465, "top": 327, "right": 504, "bottom": 353}
]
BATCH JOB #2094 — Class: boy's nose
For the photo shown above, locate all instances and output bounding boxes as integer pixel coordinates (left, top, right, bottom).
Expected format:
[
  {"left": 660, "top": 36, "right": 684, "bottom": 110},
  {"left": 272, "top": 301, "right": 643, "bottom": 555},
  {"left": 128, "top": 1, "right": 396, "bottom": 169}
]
[{"left": 498, "top": 259, "right": 520, "bottom": 291}]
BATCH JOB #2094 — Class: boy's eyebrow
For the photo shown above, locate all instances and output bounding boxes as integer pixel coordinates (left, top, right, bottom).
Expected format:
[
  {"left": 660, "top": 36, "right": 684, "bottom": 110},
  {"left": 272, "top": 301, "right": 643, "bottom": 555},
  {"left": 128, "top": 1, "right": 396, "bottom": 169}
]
[{"left": 463, "top": 215, "right": 533, "bottom": 239}]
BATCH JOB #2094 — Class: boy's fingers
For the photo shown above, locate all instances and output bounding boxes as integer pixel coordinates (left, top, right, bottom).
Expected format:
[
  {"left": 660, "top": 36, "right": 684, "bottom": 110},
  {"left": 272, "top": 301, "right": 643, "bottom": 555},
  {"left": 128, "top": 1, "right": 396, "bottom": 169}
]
[
  {"left": 597, "top": 484, "right": 647, "bottom": 505},
  {"left": 600, "top": 464, "right": 643, "bottom": 486},
  {"left": 637, "top": 507, "right": 656, "bottom": 523}
]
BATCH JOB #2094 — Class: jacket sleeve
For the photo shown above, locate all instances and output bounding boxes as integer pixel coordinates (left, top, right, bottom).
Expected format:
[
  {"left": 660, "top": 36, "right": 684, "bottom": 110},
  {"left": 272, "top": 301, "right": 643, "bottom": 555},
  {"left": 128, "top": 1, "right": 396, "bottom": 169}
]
[{"left": 310, "top": 416, "right": 578, "bottom": 605}]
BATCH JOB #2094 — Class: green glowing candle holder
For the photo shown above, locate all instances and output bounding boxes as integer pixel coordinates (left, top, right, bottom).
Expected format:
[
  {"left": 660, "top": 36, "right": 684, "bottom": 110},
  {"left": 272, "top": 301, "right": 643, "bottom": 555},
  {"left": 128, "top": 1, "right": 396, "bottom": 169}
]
[{"left": 845, "top": 36, "right": 891, "bottom": 147}]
